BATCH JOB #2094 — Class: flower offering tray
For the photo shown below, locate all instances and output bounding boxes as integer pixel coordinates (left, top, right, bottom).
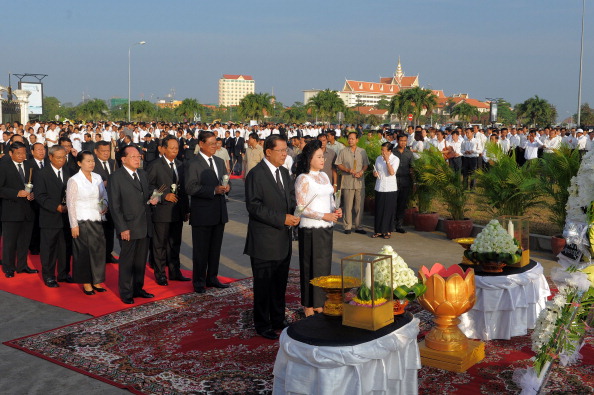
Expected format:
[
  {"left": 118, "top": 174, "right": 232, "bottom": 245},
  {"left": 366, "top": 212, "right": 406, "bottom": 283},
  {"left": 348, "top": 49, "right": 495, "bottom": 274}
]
[{"left": 458, "top": 259, "right": 537, "bottom": 276}]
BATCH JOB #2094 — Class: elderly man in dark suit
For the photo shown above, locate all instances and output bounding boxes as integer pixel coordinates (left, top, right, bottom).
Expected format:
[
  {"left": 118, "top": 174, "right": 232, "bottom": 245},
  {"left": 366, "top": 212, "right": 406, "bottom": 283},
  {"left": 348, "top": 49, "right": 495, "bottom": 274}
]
[
  {"left": 0, "top": 142, "right": 39, "bottom": 277},
  {"left": 185, "top": 130, "right": 231, "bottom": 294},
  {"left": 33, "top": 145, "right": 72, "bottom": 287},
  {"left": 59, "top": 137, "right": 80, "bottom": 176},
  {"left": 232, "top": 130, "right": 245, "bottom": 175},
  {"left": 244, "top": 135, "right": 300, "bottom": 340},
  {"left": 26, "top": 142, "right": 49, "bottom": 256},
  {"left": 93, "top": 141, "right": 119, "bottom": 264},
  {"left": 147, "top": 136, "right": 190, "bottom": 286},
  {"left": 108, "top": 146, "right": 157, "bottom": 304}
]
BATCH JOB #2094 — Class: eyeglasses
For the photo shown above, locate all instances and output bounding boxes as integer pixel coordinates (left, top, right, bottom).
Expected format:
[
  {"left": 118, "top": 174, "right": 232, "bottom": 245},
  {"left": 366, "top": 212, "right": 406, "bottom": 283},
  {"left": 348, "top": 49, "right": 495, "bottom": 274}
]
[{"left": 272, "top": 149, "right": 288, "bottom": 153}]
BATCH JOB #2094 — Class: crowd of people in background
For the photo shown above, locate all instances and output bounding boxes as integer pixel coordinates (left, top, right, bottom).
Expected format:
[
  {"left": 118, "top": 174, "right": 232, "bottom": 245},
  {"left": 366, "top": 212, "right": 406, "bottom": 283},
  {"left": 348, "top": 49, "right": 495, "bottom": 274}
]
[{"left": 0, "top": 118, "right": 590, "bottom": 338}]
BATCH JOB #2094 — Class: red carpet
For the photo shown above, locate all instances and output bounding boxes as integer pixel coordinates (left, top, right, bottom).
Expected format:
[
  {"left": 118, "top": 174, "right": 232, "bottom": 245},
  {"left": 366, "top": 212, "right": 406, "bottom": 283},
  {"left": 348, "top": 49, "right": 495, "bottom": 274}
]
[
  {"left": 0, "top": 251, "right": 234, "bottom": 317},
  {"left": 5, "top": 273, "right": 593, "bottom": 394}
]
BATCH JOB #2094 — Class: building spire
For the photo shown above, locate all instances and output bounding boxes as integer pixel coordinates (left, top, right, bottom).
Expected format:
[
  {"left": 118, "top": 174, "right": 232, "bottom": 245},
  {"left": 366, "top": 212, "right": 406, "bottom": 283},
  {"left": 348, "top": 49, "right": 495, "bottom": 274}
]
[{"left": 395, "top": 57, "right": 404, "bottom": 84}]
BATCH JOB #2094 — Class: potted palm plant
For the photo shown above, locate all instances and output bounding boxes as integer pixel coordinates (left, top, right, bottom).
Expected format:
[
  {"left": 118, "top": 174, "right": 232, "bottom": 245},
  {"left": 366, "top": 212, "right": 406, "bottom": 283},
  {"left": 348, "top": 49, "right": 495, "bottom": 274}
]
[
  {"left": 474, "top": 143, "right": 545, "bottom": 217},
  {"left": 416, "top": 147, "right": 472, "bottom": 239},
  {"left": 412, "top": 147, "right": 440, "bottom": 231},
  {"left": 539, "top": 145, "right": 581, "bottom": 255}
]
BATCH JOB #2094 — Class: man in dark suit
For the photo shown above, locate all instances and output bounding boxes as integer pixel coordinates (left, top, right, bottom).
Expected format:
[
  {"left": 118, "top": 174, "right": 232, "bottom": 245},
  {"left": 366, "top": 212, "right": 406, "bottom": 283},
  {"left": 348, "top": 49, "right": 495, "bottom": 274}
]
[
  {"left": 81, "top": 133, "right": 95, "bottom": 152},
  {"left": 142, "top": 134, "right": 158, "bottom": 167},
  {"left": 26, "top": 142, "right": 49, "bottom": 255},
  {"left": 185, "top": 131, "right": 231, "bottom": 294},
  {"left": 33, "top": 145, "right": 72, "bottom": 287},
  {"left": 0, "top": 142, "right": 39, "bottom": 277},
  {"left": 147, "top": 137, "right": 190, "bottom": 286},
  {"left": 183, "top": 131, "right": 198, "bottom": 162},
  {"left": 244, "top": 135, "right": 300, "bottom": 340},
  {"left": 108, "top": 146, "right": 156, "bottom": 304},
  {"left": 93, "top": 141, "right": 119, "bottom": 264},
  {"left": 223, "top": 130, "right": 234, "bottom": 158},
  {"left": 232, "top": 130, "right": 245, "bottom": 175},
  {"left": 59, "top": 137, "right": 80, "bottom": 175}
]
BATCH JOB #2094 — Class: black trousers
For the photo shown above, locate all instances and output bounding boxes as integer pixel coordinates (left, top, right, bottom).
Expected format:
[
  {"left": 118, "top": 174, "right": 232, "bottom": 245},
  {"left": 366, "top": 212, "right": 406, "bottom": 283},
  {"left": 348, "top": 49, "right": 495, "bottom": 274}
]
[
  {"left": 2, "top": 220, "right": 33, "bottom": 273},
  {"left": 250, "top": 254, "right": 291, "bottom": 332},
  {"left": 395, "top": 180, "right": 412, "bottom": 228},
  {"left": 118, "top": 237, "right": 149, "bottom": 299},
  {"left": 462, "top": 156, "right": 478, "bottom": 189},
  {"left": 72, "top": 221, "right": 106, "bottom": 285},
  {"left": 191, "top": 223, "right": 225, "bottom": 289},
  {"left": 40, "top": 227, "right": 69, "bottom": 281},
  {"left": 29, "top": 205, "right": 40, "bottom": 254},
  {"left": 152, "top": 220, "right": 183, "bottom": 279},
  {"left": 233, "top": 154, "right": 243, "bottom": 174},
  {"left": 102, "top": 213, "right": 116, "bottom": 261},
  {"left": 449, "top": 156, "right": 462, "bottom": 173},
  {"left": 374, "top": 191, "right": 397, "bottom": 234},
  {"left": 298, "top": 227, "right": 332, "bottom": 308}
]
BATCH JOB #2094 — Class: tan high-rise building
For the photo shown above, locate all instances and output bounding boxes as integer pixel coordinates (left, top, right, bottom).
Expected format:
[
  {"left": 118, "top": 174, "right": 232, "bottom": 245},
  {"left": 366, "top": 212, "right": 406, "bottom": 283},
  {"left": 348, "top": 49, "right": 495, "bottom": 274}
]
[{"left": 218, "top": 74, "right": 255, "bottom": 106}]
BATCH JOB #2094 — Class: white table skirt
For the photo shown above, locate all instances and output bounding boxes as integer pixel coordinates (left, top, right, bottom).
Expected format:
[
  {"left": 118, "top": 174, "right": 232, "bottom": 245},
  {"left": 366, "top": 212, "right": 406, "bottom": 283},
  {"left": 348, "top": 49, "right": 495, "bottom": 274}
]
[
  {"left": 459, "top": 262, "right": 551, "bottom": 341},
  {"left": 273, "top": 317, "right": 421, "bottom": 395}
]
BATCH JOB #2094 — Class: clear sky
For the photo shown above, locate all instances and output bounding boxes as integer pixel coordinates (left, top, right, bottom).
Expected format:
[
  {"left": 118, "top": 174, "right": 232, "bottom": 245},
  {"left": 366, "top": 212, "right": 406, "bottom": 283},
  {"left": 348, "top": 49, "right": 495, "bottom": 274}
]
[{"left": 2, "top": 0, "right": 592, "bottom": 121}]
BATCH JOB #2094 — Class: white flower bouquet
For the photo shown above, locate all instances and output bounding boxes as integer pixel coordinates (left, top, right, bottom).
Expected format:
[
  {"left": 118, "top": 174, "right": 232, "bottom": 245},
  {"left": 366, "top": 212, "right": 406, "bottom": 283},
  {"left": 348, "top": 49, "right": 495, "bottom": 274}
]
[
  {"left": 466, "top": 219, "right": 522, "bottom": 265},
  {"left": 375, "top": 245, "right": 426, "bottom": 301}
]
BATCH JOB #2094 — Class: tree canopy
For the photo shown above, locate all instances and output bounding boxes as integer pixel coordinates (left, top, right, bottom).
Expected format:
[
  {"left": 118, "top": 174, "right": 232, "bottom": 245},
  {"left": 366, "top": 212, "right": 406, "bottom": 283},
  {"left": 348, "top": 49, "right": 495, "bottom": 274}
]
[
  {"left": 306, "top": 89, "right": 346, "bottom": 123},
  {"left": 516, "top": 95, "right": 557, "bottom": 127}
]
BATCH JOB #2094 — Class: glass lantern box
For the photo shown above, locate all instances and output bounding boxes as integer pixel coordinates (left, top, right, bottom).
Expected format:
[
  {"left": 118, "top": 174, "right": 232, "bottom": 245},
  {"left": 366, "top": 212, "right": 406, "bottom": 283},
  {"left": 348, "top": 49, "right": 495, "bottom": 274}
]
[
  {"left": 497, "top": 215, "right": 530, "bottom": 267},
  {"left": 341, "top": 253, "right": 394, "bottom": 331}
]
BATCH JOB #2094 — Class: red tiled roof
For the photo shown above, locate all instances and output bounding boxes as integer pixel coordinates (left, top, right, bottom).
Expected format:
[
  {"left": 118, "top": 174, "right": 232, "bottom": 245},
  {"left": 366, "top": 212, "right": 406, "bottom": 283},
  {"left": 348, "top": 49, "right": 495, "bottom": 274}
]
[
  {"left": 379, "top": 77, "right": 393, "bottom": 84},
  {"left": 352, "top": 106, "right": 388, "bottom": 116},
  {"left": 432, "top": 90, "right": 446, "bottom": 98},
  {"left": 400, "top": 76, "right": 418, "bottom": 87},
  {"left": 222, "top": 74, "right": 254, "bottom": 80},
  {"left": 343, "top": 80, "right": 400, "bottom": 95}
]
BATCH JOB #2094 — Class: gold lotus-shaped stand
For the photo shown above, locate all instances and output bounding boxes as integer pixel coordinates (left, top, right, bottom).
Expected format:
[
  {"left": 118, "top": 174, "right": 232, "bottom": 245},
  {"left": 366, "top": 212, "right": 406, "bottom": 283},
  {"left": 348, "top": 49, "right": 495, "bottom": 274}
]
[
  {"left": 453, "top": 237, "right": 476, "bottom": 266},
  {"left": 310, "top": 275, "right": 361, "bottom": 316},
  {"left": 417, "top": 263, "right": 485, "bottom": 372}
]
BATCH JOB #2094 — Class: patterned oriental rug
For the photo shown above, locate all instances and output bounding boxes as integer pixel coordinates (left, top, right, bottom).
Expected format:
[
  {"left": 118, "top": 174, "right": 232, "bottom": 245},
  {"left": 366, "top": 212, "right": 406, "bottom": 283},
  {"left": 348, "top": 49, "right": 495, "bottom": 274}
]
[{"left": 4, "top": 272, "right": 594, "bottom": 394}]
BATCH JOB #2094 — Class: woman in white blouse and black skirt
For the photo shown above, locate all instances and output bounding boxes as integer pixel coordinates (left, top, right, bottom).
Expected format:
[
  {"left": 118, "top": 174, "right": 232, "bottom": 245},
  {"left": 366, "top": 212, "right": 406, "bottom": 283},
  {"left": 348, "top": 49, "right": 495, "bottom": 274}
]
[
  {"left": 66, "top": 151, "right": 108, "bottom": 295},
  {"left": 372, "top": 142, "right": 400, "bottom": 239},
  {"left": 294, "top": 140, "right": 342, "bottom": 317}
]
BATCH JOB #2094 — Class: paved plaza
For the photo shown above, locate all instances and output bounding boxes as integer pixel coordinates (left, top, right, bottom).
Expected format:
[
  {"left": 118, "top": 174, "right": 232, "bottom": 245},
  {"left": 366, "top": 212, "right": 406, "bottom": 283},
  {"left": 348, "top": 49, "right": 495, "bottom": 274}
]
[{"left": 0, "top": 179, "right": 558, "bottom": 394}]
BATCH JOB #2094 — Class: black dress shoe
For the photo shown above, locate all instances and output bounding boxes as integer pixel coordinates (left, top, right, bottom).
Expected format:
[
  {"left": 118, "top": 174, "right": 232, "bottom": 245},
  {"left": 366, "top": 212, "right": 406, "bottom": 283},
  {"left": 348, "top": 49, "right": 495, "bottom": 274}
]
[
  {"left": 155, "top": 276, "right": 168, "bottom": 286},
  {"left": 29, "top": 250, "right": 40, "bottom": 255},
  {"left": 58, "top": 275, "right": 74, "bottom": 283},
  {"left": 5, "top": 271, "right": 14, "bottom": 278},
  {"left": 83, "top": 288, "right": 96, "bottom": 295},
  {"left": 344, "top": 230, "right": 351, "bottom": 234},
  {"left": 170, "top": 274, "right": 191, "bottom": 282},
  {"left": 194, "top": 287, "right": 206, "bottom": 294},
  {"left": 354, "top": 229, "right": 367, "bottom": 235},
  {"left": 272, "top": 320, "right": 289, "bottom": 330},
  {"left": 17, "top": 267, "right": 39, "bottom": 274},
  {"left": 206, "top": 279, "right": 230, "bottom": 289},
  {"left": 257, "top": 329, "right": 279, "bottom": 340},
  {"left": 395, "top": 228, "right": 407, "bottom": 234},
  {"left": 45, "top": 279, "right": 59, "bottom": 288},
  {"left": 121, "top": 297, "right": 134, "bottom": 304},
  {"left": 106, "top": 255, "right": 119, "bottom": 263},
  {"left": 134, "top": 290, "right": 154, "bottom": 298},
  {"left": 92, "top": 285, "right": 107, "bottom": 292}
]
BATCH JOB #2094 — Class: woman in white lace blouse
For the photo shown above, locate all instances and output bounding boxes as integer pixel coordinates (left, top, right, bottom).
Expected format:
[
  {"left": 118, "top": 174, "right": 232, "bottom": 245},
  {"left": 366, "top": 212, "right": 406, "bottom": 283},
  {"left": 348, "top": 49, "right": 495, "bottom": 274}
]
[
  {"left": 66, "top": 151, "right": 108, "bottom": 295},
  {"left": 294, "top": 140, "right": 342, "bottom": 317}
]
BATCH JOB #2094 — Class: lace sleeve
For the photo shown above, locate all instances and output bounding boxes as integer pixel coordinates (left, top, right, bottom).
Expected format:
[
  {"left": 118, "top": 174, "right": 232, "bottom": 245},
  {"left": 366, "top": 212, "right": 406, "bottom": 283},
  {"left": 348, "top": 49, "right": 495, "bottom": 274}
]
[
  {"left": 295, "top": 174, "right": 324, "bottom": 220},
  {"left": 66, "top": 178, "right": 79, "bottom": 228}
]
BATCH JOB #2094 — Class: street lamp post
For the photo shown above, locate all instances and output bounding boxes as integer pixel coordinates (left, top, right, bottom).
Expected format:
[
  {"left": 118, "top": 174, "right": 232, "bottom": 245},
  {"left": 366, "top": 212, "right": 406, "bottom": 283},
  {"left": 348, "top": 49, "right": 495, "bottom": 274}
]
[
  {"left": 577, "top": 0, "right": 585, "bottom": 127},
  {"left": 128, "top": 41, "right": 146, "bottom": 122}
]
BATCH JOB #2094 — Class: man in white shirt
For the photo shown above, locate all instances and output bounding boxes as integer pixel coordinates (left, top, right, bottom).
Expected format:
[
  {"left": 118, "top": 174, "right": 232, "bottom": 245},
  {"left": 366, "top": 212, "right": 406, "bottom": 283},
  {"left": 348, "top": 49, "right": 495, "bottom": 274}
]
[
  {"left": 461, "top": 128, "right": 478, "bottom": 189},
  {"left": 524, "top": 131, "right": 543, "bottom": 161},
  {"left": 543, "top": 130, "right": 561, "bottom": 154},
  {"left": 498, "top": 128, "right": 511, "bottom": 154},
  {"left": 45, "top": 124, "right": 59, "bottom": 148}
]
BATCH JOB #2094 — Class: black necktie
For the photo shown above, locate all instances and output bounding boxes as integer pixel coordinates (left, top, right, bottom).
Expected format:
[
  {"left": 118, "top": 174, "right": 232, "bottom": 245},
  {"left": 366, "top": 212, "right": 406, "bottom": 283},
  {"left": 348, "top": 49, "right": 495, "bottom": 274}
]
[
  {"left": 102, "top": 161, "right": 109, "bottom": 174},
  {"left": 275, "top": 168, "right": 284, "bottom": 191},
  {"left": 133, "top": 172, "right": 142, "bottom": 190},
  {"left": 57, "top": 170, "right": 62, "bottom": 184},
  {"left": 170, "top": 162, "right": 177, "bottom": 183},
  {"left": 39, "top": 161, "right": 44, "bottom": 168},
  {"left": 18, "top": 163, "right": 26, "bottom": 183},
  {"left": 208, "top": 157, "right": 214, "bottom": 172}
]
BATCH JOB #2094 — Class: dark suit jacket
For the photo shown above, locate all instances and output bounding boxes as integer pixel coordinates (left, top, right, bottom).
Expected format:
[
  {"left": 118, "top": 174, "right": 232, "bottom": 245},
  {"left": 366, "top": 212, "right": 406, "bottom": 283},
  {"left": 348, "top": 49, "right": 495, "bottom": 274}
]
[
  {"left": 243, "top": 160, "right": 296, "bottom": 261},
  {"left": 142, "top": 140, "right": 159, "bottom": 163},
  {"left": 185, "top": 154, "right": 228, "bottom": 227},
  {"left": 92, "top": 157, "right": 119, "bottom": 182},
  {"left": 26, "top": 157, "right": 50, "bottom": 171},
  {"left": 183, "top": 138, "right": 198, "bottom": 161},
  {"left": 64, "top": 152, "right": 79, "bottom": 175},
  {"left": 233, "top": 137, "right": 245, "bottom": 157},
  {"left": 107, "top": 167, "right": 152, "bottom": 240},
  {"left": 33, "top": 165, "right": 70, "bottom": 229},
  {"left": 0, "top": 159, "right": 35, "bottom": 221},
  {"left": 147, "top": 157, "right": 189, "bottom": 223},
  {"left": 82, "top": 141, "right": 95, "bottom": 152}
]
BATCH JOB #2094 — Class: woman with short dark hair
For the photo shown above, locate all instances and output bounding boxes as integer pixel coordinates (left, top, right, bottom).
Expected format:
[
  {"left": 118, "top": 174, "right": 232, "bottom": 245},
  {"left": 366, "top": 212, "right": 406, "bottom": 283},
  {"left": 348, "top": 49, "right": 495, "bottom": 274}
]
[{"left": 372, "top": 142, "right": 399, "bottom": 239}]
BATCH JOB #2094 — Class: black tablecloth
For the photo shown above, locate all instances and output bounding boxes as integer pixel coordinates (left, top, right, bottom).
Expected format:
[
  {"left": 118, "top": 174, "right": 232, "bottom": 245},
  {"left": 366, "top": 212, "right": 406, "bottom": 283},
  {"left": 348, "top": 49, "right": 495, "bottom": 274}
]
[
  {"left": 458, "top": 259, "right": 537, "bottom": 277},
  {"left": 286, "top": 311, "right": 414, "bottom": 347}
]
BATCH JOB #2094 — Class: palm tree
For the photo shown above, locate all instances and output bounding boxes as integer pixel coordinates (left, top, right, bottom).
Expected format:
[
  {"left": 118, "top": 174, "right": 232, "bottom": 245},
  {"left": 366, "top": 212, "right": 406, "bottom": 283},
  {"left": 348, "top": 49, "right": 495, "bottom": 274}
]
[
  {"left": 238, "top": 93, "right": 275, "bottom": 122},
  {"left": 389, "top": 88, "right": 436, "bottom": 126},
  {"left": 516, "top": 95, "right": 557, "bottom": 126},
  {"left": 76, "top": 99, "right": 109, "bottom": 121},
  {"left": 388, "top": 92, "right": 412, "bottom": 124},
  {"left": 175, "top": 98, "right": 204, "bottom": 121},
  {"left": 306, "top": 89, "right": 346, "bottom": 123},
  {"left": 450, "top": 102, "right": 480, "bottom": 126},
  {"left": 129, "top": 100, "right": 156, "bottom": 121}
]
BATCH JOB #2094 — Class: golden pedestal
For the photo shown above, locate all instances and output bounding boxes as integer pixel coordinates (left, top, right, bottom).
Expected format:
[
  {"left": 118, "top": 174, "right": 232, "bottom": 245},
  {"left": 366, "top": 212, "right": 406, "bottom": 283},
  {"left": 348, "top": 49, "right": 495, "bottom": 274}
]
[
  {"left": 342, "top": 301, "right": 394, "bottom": 331},
  {"left": 310, "top": 276, "right": 361, "bottom": 316},
  {"left": 419, "top": 339, "right": 485, "bottom": 373}
]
